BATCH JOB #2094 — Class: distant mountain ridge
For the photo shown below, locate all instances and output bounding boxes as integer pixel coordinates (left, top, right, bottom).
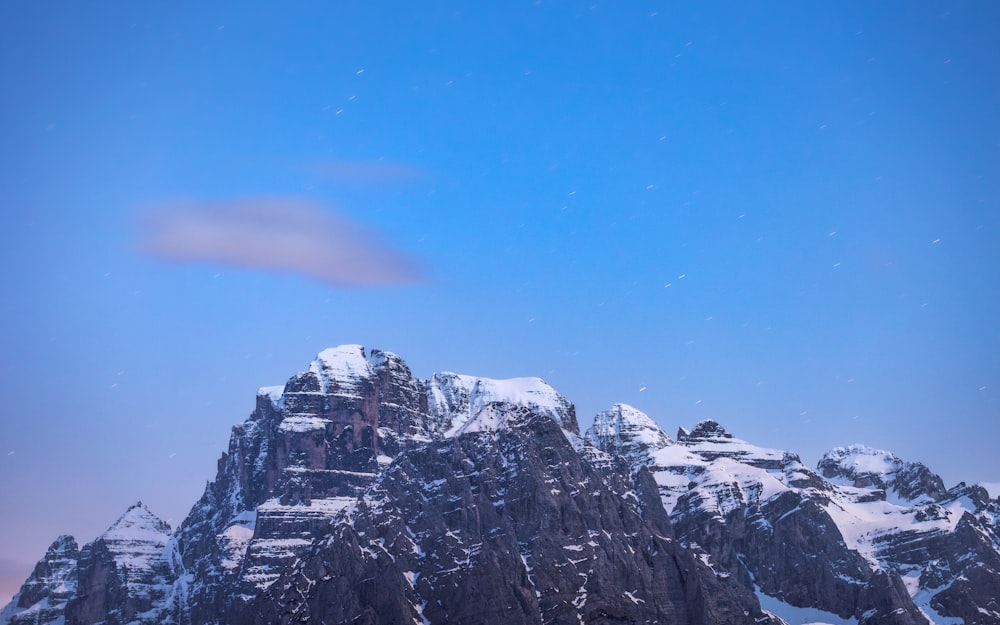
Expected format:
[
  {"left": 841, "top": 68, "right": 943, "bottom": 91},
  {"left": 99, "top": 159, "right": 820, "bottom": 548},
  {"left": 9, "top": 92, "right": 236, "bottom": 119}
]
[{"left": 3, "top": 345, "right": 998, "bottom": 625}]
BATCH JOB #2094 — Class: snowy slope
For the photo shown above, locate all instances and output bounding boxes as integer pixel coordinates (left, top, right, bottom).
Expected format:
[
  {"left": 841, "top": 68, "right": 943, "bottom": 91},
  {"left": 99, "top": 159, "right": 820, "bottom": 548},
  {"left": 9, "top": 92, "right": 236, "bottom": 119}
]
[
  {"left": 588, "top": 409, "right": 1000, "bottom": 625},
  {"left": 586, "top": 403, "right": 672, "bottom": 468},
  {"left": 1, "top": 503, "right": 175, "bottom": 625},
  {"left": 5, "top": 346, "right": 999, "bottom": 625},
  {"left": 100, "top": 502, "right": 173, "bottom": 589},
  {"left": 0, "top": 536, "right": 78, "bottom": 625},
  {"left": 427, "top": 371, "right": 577, "bottom": 436}
]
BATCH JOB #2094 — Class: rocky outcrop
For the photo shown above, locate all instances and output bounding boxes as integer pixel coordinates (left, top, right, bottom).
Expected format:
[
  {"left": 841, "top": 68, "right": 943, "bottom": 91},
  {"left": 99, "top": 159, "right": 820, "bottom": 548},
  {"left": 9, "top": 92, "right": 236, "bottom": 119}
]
[
  {"left": 65, "top": 502, "right": 174, "bottom": 625},
  {"left": 590, "top": 409, "right": 1000, "bottom": 624},
  {"left": 425, "top": 371, "right": 579, "bottom": 436},
  {"left": 5, "top": 345, "right": 1000, "bottom": 625},
  {"left": 151, "top": 346, "right": 580, "bottom": 624},
  {"left": 586, "top": 403, "right": 672, "bottom": 471},
  {"left": 0, "top": 503, "right": 179, "bottom": 625},
  {"left": 0, "top": 536, "right": 79, "bottom": 625},
  {"left": 250, "top": 406, "right": 775, "bottom": 625},
  {"left": 818, "top": 445, "right": 949, "bottom": 502}
]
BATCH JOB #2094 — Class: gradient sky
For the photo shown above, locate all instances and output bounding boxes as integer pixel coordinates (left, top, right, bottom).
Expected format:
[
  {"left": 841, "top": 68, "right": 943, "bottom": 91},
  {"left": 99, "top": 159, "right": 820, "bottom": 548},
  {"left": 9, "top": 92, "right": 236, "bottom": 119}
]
[{"left": 2, "top": 1, "right": 998, "bottom": 606}]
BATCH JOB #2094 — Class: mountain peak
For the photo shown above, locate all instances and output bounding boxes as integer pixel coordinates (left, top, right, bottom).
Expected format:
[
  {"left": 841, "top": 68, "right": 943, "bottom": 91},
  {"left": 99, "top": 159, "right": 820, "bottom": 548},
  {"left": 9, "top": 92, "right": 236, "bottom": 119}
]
[
  {"left": 311, "top": 345, "right": 373, "bottom": 387},
  {"left": 0, "top": 535, "right": 79, "bottom": 625},
  {"left": 817, "top": 444, "right": 947, "bottom": 502},
  {"left": 47, "top": 535, "right": 78, "bottom": 555},
  {"left": 366, "top": 347, "right": 404, "bottom": 368},
  {"left": 103, "top": 501, "right": 171, "bottom": 544},
  {"left": 820, "top": 444, "right": 901, "bottom": 475},
  {"left": 680, "top": 419, "right": 733, "bottom": 441},
  {"left": 429, "top": 372, "right": 578, "bottom": 436},
  {"left": 6, "top": 344, "right": 997, "bottom": 625},
  {"left": 584, "top": 403, "right": 671, "bottom": 468},
  {"left": 316, "top": 343, "right": 366, "bottom": 362}
]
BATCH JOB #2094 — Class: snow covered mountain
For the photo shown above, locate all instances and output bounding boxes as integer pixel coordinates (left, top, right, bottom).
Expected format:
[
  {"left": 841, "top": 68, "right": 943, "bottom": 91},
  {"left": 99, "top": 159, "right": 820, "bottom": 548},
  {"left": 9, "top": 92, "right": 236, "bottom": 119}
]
[
  {"left": 3, "top": 346, "right": 998, "bottom": 625},
  {"left": 0, "top": 536, "right": 78, "bottom": 625},
  {"left": 2, "top": 503, "right": 173, "bottom": 625},
  {"left": 584, "top": 408, "right": 1000, "bottom": 625}
]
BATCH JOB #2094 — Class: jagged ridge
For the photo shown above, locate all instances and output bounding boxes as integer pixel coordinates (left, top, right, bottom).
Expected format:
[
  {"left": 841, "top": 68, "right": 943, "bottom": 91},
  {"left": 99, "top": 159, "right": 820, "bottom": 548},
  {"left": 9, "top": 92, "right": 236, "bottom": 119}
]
[{"left": 4, "top": 345, "right": 999, "bottom": 625}]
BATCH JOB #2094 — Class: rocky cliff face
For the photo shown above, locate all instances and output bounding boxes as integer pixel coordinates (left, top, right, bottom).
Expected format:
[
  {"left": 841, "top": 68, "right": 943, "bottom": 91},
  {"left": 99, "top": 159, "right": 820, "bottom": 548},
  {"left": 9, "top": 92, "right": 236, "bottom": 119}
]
[
  {"left": 818, "top": 445, "right": 949, "bottom": 503},
  {"left": 4, "top": 345, "right": 999, "bottom": 625},
  {"left": 249, "top": 405, "right": 772, "bottom": 625},
  {"left": 0, "top": 536, "right": 78, "bottom": 625},
  {"left": 65, "top": 502, "right": 175, "bottom": 625},
  {"left": 585, "top": 410, "right": 1000, "bottom": 625},
  {"left": 818, "top": 447, "right": 1000, "bottom": 625},
  {"left": 587, "top": 403, "right": 672, "bottom": 471},
  {"left": 1, "top": 504, "right": 174, "bottom": 625}
]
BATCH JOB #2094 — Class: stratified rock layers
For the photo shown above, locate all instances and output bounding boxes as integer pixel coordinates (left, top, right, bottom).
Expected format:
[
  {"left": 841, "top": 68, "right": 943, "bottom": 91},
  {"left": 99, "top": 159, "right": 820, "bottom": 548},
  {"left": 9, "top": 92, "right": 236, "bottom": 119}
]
[{"left": 4, "top": 346, "right": 999, "bottom": 625}]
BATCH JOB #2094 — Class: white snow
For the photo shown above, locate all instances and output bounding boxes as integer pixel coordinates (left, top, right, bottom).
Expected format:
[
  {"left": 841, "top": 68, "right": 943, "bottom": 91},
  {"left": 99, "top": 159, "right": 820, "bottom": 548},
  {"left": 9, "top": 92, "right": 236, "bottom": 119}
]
[
  {"left": 684, "top": 458, "right": 790, "bottom": 518},
  {"left": 314, "top": 344, "right": 371, "bottom": 380},
  {"left": 101, "top": 504, "right": 171, "bottom": 577},
  {"left": 623, "top": 590, "right": 645, "bottom": 605},
  {"left": 590, "top": 403, "right": 671, "bottom": 448},
  {"left": 828, "top": 446, "right": 901, "bottom": 476},
  {"left": 452, "top": 402, "right": 519, "bottom": 435},
  {"left": 649, "top": 443, "right": 709, "bottom": 470},
  {"left": 257, "top": 496, "right": 356, "bottom": 516},
  {"left": 258, "top": 385, "right": 285, "bottom": 408},
  {"left": 821, "top": 486, "right": 973, "bottom": 567},
  {"left": 755, "top": 587, "right": 858, "bottom": 625},
  {"left": 590, "top": 414, "right": 992, "bottom": 624},
  {"left": 903, "top": 572, "right": 965, "bottom": 625},
  {"left": 820, "top": 445, "right": 908, "bottom": 492},
  {"left": 308, "top": 344, "right": 374, "bottom": 397},
  {"left": 647, "top": 432, "right": 796, "bottom": 516},
  {"left": 278, "top": 414, "right": 331, "bottom": 432},
  {"left": 584, "top": 403, "right": 672, "bottom": 467},
  {"left": 428, "top": 371, "right": 573, "bottom": 436},
  {"left": 218, "top": 510, "right": 256, "bottom": 571},
  {"left": 681, "top": 437, "right": 785, "bottom": 467}
]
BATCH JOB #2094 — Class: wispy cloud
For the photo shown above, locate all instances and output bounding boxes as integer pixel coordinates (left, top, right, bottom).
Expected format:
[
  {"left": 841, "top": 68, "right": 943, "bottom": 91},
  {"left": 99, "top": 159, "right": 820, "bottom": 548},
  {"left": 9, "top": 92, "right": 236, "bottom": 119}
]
[{"left": 140, "top": 197, "right": 423, "bottom": 287}]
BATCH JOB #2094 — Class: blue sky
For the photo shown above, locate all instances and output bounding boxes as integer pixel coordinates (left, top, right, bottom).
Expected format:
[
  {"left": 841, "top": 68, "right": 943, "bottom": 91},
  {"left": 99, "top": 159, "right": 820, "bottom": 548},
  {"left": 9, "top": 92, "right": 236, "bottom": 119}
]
[{"left": 1, "top": 1, "right": 998, "bottom": 604}]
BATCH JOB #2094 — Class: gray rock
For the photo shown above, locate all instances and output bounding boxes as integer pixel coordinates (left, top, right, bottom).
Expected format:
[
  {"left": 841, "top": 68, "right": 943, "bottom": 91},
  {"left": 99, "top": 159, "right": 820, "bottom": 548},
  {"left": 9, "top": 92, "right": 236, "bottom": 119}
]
[
  {"left": 0, "top": 536, "right": 79, "bottom": 625},
  {"left": 252, "top": 406, "right": 773, "bottom": 625},
  {"left": 5, "top": 346, "right": 1000, "bottom": 625}
]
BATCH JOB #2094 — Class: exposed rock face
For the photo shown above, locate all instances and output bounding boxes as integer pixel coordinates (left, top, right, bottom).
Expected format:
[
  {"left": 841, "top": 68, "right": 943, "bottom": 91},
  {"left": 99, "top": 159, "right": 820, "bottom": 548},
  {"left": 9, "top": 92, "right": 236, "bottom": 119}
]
[
  {"left": 0, "top": 536, "right": 78, "bottom": 625},
  {"left": 66, "top": 502, "right": 174, "bottom": 625},
  {"left": 818, "top": 445, "right": 949, "bottom": 502},
  {"left": 818, "top": 446, "right": 1000, "bottom": 623},
  {"left": 250, "top": 406, "right": 772, "bottom": 625},
  {"left": 4, "top": 345, "right": 1000, "bottom": 625},
  {"left": 2, "top": 504, "right": 174, "bottom": 625},
  {"left": 425, "top": 371, "right": 579, "bottom": 436},
  {"left": 588, "top": 408, "right": 1000, "bottom": 624},
  {"left": 587, "top": 403, "right": 672, "bottom": 470},
  {"left": 589, "top": 415, "right": 925, "bottom": 624},
  {"left": 167, "top": 345, "right": 582, "bottom": 624}
]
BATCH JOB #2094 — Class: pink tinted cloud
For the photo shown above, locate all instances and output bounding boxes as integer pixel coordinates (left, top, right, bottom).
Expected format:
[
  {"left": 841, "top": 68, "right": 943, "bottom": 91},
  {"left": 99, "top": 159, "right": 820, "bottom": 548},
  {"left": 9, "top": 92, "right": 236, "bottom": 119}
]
[{"left": 140, "top": 197, "right": 423, "bottom": 287}]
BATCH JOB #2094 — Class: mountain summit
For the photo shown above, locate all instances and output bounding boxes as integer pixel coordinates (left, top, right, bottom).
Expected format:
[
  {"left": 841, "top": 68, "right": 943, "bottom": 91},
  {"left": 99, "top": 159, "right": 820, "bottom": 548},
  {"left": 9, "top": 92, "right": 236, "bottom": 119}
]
[
  {"left": 817, "top": 444, "right": 949, "bottom": 503},
  {"left": 3, "top": 346, "right": 999, "bottom": 625}
]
